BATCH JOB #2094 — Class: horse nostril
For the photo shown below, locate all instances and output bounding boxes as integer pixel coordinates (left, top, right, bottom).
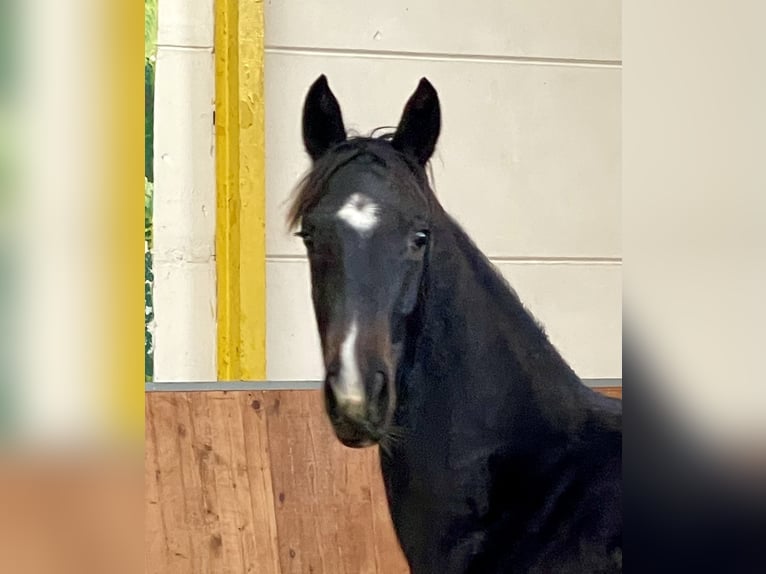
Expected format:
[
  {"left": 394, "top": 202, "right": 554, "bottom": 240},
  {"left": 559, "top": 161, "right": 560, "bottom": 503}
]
[
  {"left": 372, "top": 371, "right": 386, "bottom": 397},
  {"left": 374, "top": 371, "right": 391, "bottom": 409},
  {"left": 325, "top": 371, "right": 366, "bottom": 421}
]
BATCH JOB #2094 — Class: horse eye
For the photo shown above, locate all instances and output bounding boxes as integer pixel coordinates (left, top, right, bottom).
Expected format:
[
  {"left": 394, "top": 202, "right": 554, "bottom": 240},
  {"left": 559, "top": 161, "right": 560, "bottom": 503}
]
[
  {"left": 294, "top": 231, "right": 313, "bottom": 248},
  {"left": 413, "top": 230, "right": 430, "bottom": 249}
]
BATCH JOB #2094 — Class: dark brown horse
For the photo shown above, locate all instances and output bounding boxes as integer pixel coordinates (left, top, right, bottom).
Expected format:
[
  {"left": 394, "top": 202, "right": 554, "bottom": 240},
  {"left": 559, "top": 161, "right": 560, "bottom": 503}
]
[{"left": 289, "top": 75, "right": 622, "bottom": 573}]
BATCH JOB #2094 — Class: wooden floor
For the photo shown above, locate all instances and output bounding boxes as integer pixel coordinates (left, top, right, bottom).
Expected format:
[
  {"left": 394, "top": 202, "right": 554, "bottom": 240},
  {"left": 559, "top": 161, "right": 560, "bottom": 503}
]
[{"left": 145, "top": 387, "right": 621, "bottom": 573}]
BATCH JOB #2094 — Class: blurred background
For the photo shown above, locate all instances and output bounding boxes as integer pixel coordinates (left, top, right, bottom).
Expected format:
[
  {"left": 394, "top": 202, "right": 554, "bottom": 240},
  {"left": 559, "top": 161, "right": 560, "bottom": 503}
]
[{"left": 0, "top": 1, "right": 142, "bottom": 572}]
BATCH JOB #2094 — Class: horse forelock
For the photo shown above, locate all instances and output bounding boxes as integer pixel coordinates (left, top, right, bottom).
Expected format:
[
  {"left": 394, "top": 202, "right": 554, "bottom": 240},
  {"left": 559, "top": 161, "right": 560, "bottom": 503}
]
[{"left": 287, "top": 136, "right": 437, "bottom": 230}]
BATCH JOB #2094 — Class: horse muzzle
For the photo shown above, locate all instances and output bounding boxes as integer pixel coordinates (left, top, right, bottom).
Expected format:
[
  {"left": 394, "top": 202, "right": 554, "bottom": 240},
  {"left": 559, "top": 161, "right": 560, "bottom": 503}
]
[{"left": 324, "top": 368, "right": 395, "bottom": 448}]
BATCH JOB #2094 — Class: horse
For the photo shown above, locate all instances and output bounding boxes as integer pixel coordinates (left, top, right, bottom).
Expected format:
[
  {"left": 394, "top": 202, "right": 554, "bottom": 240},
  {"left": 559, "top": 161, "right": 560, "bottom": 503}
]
[{"left": 288, "top": 75, "right": 622, "bottom": 573}]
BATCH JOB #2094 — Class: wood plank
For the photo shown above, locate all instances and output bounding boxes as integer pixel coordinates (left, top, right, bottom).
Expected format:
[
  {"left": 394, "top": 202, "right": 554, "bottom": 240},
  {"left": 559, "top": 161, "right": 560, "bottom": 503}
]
[
  {"left": 146, "top": 392, "right": 198, "bottom": 572},
  {"left": 264, "top": 390, "right": 408, "bottom": 573},
  {"left": 146, "top": 392, "right": 280, "bottom": 574},
  {"left": 238, "top": 391, "right": 283, "bottom": 573}
]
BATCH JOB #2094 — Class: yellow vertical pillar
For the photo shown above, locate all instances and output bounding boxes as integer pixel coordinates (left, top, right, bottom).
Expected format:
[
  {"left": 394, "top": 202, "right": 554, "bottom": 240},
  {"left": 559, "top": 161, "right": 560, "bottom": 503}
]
[{"left": 215, "top": 0, "right": 266, "bottom": 380}]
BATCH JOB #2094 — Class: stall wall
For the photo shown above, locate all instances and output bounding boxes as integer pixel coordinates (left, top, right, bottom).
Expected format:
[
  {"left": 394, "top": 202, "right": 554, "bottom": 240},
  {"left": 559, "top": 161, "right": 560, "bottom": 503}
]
[
  {"left": 264, "top": 1, "right": 622, "bottom": 381},
  {"left": 145, "top": 386, "right": 621, "bottom": 573}
]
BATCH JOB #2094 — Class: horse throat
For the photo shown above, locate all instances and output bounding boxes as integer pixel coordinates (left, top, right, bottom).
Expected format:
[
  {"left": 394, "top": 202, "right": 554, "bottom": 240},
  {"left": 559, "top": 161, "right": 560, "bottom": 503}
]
[{"left": 396, "top": 219, "right": 587, "bottom": 441}]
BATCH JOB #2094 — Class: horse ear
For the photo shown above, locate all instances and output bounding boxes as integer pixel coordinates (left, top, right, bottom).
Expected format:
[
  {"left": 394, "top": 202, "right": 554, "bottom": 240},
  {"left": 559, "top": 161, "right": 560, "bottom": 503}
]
[
  {"left": 392, "top": 78, "right": 441, "bottom": 165},
  {"left": 302, "top": 75, "right": 347, "bottom": 161}
]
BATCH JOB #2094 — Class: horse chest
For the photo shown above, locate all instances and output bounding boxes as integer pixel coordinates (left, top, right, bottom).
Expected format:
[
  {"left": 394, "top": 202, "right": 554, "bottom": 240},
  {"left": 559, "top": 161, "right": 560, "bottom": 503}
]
[{"left": 380, "top": 439, "right": 497, "bottom": 572}]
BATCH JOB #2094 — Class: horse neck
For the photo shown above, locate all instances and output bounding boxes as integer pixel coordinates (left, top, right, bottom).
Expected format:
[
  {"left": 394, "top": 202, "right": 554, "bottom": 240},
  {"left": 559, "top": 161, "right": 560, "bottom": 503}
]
[{"left": 407, "top": 218, "right": 589, "bottom": 437}]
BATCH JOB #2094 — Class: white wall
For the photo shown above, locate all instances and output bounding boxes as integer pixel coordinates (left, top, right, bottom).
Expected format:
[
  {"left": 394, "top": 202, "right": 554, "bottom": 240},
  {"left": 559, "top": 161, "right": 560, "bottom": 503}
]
[
  {"left": 264, "top": 1, "right": 621, "bottom": 381},
  {"left": 152, "top": 0, "right": 217, "bottom": 381}
]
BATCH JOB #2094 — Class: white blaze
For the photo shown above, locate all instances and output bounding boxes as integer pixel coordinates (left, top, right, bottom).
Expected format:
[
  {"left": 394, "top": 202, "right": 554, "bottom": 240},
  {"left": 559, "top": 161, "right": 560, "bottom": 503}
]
[
  {"left": 335, "top": 319, "right": 365, "bottom": 406},
  {"left": 337, "top": 193, "right": 379, "bottom": 235}
]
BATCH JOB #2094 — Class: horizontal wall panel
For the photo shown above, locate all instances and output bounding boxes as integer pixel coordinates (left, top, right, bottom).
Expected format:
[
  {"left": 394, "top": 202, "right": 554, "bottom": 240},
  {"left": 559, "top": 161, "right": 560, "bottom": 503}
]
[
  {"left": 265, "top": 0, "right": 621, "bottom": 62},
  {"left": 265, "top": 53, "right": 620, "bottom": 259},
  {"left": 266, "top": 259, "right": 621, "bottom": 381},
  {"left": 152, "top": 261, "right": 217, "bottom": 382},
  {"left": 266, "top": 260, "right": 324, "bottom": 381},
  {"left": 498, "top": 261, "right": 622, "bottom": 379},
  {"left": 157, "top": 0, "right": 214, "bottom": 49}
]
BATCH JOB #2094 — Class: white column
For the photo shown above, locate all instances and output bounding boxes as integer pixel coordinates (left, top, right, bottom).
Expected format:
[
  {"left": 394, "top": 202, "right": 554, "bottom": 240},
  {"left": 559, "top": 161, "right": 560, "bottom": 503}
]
[{"left": 152, "top": 0, "right": 217, "bottom": 381}]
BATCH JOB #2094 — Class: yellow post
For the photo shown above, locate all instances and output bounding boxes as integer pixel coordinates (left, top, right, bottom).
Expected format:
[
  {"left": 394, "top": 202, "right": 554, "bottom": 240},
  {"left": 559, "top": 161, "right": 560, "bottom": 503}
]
[{"left": 215, "top": 0, "right": 267, "bottom": 380}]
